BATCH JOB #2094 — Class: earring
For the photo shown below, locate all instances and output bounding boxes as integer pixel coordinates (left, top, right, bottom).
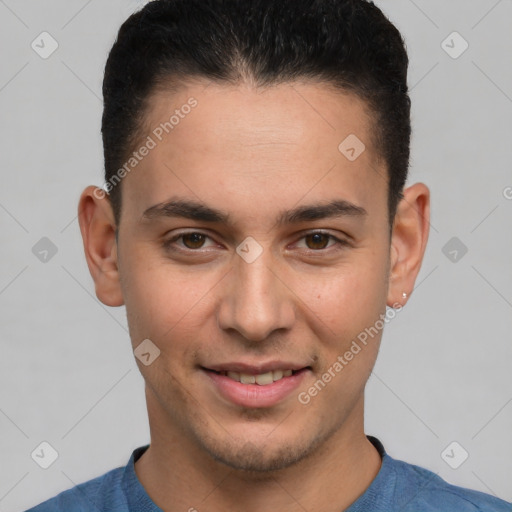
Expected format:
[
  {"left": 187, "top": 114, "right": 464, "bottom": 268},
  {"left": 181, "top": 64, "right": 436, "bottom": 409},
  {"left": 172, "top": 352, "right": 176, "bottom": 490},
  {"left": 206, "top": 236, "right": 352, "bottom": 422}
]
[{"left": 402, "top": 292, "right": 408, "bottom": 299}]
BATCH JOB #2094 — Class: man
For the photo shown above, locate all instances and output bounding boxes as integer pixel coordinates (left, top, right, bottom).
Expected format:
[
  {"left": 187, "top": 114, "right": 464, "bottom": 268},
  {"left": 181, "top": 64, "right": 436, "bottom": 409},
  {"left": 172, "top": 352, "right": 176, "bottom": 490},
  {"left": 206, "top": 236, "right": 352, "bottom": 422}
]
[{"left": 26, "top": 0, "right": 511, "bottom": 510}]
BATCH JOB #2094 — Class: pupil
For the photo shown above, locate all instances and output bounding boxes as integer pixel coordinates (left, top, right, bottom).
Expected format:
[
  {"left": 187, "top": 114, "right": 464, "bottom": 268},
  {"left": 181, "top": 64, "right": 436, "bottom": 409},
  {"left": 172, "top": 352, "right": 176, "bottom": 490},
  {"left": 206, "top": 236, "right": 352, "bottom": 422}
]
[
  {"left": 307, "top": 233, "right": 328, "bottom": 250},
  {"left": 184, "top": 233, "right": 204, "bottom": 248}
]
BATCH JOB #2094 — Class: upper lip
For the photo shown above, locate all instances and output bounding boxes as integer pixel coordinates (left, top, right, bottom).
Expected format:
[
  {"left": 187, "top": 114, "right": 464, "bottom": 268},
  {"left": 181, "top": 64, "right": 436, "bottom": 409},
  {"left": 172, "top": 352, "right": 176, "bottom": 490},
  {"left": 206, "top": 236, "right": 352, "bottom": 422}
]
[{"left": 203, "top": 361, "right": 310, "bottom": 374}]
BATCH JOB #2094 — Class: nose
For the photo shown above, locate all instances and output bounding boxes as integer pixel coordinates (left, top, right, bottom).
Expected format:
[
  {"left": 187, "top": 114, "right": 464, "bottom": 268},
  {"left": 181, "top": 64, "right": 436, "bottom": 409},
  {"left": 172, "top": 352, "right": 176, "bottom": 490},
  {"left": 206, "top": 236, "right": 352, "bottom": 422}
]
[{"left": 216, "top": 247, "right": 295, "bottom": 342}]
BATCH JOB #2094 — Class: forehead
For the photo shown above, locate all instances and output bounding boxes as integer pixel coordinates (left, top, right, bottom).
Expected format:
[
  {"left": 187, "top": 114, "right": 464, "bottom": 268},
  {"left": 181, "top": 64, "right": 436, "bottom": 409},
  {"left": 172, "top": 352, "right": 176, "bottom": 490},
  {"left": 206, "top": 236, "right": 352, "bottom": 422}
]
[
  {"left": 121, "top": 80, "right": 387, "bottom": 226},
  {"left": 145, "top": 79, "right": 377, "bottom": 155}
]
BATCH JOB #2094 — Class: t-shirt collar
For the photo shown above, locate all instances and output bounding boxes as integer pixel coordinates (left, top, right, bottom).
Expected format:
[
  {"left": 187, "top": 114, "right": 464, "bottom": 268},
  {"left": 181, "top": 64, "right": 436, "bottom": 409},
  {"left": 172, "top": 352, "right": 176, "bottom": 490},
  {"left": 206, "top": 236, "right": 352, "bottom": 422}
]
[{"left": 122, "top": 435, "right": 394, "bottom": 512}]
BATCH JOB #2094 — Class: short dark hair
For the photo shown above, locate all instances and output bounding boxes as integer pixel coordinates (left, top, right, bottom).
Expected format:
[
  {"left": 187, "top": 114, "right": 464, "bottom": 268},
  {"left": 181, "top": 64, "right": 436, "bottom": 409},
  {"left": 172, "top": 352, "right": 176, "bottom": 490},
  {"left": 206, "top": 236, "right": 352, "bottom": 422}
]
[{"left": 102, "top": 0, "right": 411, "bottom": 232}]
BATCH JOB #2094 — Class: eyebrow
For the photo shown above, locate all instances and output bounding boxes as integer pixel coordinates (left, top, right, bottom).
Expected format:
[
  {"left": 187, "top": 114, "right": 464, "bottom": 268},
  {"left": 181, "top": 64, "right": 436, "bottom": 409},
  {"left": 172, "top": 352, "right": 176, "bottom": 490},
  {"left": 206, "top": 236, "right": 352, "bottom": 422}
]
[{"left": 141, "top": 197, "right": 368, "bottom": 226}]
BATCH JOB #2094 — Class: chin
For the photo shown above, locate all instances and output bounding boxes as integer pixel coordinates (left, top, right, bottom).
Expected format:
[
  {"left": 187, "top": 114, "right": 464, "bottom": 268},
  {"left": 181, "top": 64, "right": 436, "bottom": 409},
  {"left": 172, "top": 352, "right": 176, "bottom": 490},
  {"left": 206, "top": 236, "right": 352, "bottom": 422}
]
[
  {"left": 194, "top": 425, "right": 326, "bottom": 474},
  {"left": 210, "top": 442, "right": 306, "bottom": 473}
]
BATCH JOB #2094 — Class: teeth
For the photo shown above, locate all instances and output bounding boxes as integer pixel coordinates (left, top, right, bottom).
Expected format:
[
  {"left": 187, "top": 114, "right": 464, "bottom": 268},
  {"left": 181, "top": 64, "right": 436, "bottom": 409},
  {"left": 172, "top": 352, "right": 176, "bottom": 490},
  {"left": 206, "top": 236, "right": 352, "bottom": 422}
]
[
  {"left": 222, "top": 369, "right": 296, "bottom": 385},
  {"left": 272, "top": 369, "right": 283, "bottom": 381},
  {"left": 255, "top": 372, "right": 274, "bottom": 385},
  {"left": 227, "top": 371, "right": 239, "bottom": 381},
  {"left": 240, "top": 373, "right": 256, "bottom": 384}
]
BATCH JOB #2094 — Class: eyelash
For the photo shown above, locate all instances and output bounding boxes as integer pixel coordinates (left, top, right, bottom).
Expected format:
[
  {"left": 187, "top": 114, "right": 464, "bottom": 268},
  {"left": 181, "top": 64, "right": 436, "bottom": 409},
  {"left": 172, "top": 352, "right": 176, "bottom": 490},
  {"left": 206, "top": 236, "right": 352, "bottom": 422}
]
[{"left": 162, "top": 230, "right": 350, "bottom": 254}]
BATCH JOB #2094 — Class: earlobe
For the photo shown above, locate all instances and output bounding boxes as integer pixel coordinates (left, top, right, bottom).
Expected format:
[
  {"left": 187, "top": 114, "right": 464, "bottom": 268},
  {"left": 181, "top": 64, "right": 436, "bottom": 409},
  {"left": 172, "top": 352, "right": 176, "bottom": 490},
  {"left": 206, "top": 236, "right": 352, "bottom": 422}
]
[
  {"left": 386, "top": 182, "right": 430, "bottom": 308},
  {"left": 77, "top": 185, "right": 124, "bottom": 307}
]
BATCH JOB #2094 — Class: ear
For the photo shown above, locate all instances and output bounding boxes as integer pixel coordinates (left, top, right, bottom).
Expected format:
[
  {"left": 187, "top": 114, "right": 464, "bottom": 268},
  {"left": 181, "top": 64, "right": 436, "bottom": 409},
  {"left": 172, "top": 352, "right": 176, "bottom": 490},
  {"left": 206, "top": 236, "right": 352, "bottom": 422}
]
[
  {"left": 386, "top": 182, "right": 430, "bottom": 307},
  {"left": 77, "top": 186, "right": 124, "bottom": 307}
]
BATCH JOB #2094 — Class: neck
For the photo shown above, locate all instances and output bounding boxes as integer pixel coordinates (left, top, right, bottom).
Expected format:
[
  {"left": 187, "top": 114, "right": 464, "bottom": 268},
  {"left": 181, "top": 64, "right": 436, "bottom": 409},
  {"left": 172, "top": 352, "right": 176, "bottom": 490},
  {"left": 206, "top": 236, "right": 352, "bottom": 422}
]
[{"left": 135, "top": 393, "right": 382, "bottom": 512}]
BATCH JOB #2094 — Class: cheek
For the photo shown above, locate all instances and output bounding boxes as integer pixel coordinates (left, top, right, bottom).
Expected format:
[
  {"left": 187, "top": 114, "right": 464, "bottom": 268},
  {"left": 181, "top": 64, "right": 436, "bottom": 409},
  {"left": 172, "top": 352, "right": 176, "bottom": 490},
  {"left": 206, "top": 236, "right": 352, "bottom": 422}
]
[
  {"left": 298, "top": 251, "right": 389, "bottom": 339},
  {"left": 119, "top": 246, "right": 170, "bottom": 343},
  {"left": 119, "top": 248, "right": 219, "bottom": 349}
]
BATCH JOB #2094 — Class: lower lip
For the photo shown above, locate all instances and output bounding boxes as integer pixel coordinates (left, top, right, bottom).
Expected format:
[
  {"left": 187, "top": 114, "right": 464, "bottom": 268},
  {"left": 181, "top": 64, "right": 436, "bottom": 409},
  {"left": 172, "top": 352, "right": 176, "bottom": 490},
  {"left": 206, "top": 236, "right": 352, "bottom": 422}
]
[{"left": 202, "top": 368, "right": 310, "bottom": 408}]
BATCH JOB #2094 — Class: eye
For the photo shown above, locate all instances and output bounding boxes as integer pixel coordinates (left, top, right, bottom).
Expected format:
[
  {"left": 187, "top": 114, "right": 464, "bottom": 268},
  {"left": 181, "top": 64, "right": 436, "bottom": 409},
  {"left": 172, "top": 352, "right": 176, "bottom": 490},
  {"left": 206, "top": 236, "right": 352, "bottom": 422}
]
[
  {"left": 294, "top": 231, "right": 349, "bottom": 252},
  {"left": 162, "top": 230, "right": 350, "bottom": 254},
  {"left": 163, "top": 231, "right": 216, "bottom": 251}
]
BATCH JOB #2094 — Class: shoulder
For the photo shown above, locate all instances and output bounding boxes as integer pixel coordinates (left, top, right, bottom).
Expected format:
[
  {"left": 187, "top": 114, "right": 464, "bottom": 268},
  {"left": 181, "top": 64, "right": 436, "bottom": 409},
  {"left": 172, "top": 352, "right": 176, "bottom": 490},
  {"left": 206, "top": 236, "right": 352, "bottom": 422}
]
[
  {"left": 24, "top": 465, "right": 127, "bottom": 512},
  {"left": 390, "top": 456, "right": 512, "bottom": 512}
]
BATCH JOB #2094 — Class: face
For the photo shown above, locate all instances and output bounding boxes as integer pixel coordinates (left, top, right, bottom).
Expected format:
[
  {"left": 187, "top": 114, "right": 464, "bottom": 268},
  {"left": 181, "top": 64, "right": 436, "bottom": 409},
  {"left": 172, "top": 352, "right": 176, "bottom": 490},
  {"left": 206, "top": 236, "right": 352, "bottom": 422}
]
[{"left": 82, "top": 80, "right": 427, "bottom": 473}]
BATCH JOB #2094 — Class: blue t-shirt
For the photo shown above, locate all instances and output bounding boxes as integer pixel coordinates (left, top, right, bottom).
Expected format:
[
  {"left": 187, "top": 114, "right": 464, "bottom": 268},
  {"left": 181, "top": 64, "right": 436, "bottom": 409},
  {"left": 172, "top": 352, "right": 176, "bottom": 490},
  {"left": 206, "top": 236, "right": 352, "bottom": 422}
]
[{"left": 25, "top": 436, "right": 511, "bottom": 511}]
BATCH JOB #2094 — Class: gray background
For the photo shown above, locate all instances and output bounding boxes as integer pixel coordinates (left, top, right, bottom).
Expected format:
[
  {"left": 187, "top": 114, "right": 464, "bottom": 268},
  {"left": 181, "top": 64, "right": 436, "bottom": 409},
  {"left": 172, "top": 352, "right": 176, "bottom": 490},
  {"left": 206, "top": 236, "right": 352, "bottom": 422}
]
[{"left": 1, "top": 0, "right": 511, "bottom": 510}]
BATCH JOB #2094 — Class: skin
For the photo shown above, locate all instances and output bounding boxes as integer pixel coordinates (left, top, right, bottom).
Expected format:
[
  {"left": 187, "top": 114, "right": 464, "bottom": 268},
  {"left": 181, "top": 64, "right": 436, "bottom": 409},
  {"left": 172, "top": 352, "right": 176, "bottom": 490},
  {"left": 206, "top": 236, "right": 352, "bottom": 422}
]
[{"left": 78, "top": 80, "right": 430, "bottom": 512}]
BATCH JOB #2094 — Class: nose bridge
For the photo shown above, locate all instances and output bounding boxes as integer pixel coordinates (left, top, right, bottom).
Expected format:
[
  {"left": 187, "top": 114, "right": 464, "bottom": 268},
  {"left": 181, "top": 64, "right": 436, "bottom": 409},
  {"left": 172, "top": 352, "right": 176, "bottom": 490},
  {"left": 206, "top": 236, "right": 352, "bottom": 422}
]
[{"left": 217, "top": 244, "right": 294, "bottom": 341}]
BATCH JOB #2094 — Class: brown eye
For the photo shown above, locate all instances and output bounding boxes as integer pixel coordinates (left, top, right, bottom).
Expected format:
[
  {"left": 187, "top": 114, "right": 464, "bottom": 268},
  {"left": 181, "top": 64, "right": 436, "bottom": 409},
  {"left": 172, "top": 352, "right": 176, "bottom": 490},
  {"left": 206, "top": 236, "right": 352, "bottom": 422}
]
[
  {"left": 294, "top": 231, "right": 350, "bottom": 253},
  {"left": 181, "top": 232, "right": 207, "bottom": 249},
  {"left": 163, "top": 231, "right": 215, "bottom": 252},
  {"left": 304, "top": 232, "right": 332, "bottom": 250}
]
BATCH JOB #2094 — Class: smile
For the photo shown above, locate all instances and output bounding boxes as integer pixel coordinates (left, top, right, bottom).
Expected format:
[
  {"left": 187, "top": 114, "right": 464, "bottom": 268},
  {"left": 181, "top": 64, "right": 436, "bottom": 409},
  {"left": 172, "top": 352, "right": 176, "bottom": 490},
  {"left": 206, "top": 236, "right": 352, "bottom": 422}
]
[
  {"left": 202, "top": 366, "right": 311, "bottom": 408},
  {"left": 214, "top": 369, "right": 294, "bottom": 386}
]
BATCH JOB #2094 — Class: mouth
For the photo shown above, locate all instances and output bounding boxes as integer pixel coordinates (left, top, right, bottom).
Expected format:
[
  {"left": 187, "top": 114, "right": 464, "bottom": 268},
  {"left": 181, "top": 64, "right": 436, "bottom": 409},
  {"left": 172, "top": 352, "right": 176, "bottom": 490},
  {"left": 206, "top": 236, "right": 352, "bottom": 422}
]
[
  {"left": 201, "top": 364, "right": 311, "bottom": 408},
  {"left": 205, "top": 368, "right": 303, "bottom": 386}
]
